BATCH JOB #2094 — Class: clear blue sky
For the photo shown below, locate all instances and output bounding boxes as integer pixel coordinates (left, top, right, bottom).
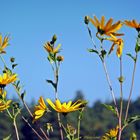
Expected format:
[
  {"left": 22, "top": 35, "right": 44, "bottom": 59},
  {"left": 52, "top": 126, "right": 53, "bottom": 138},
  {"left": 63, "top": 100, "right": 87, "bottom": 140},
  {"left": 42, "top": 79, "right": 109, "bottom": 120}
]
[{"left": 0, "top": 0, "right": 140, "bottom": 105}]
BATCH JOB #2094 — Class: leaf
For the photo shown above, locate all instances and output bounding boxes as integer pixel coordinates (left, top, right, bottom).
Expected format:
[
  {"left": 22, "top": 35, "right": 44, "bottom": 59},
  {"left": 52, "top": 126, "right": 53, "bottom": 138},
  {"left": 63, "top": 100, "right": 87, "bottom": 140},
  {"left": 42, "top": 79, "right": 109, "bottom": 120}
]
[
  {"left": 102, "top": 104, "right": 117, "bottom": 115},
  {"left": 21, "top": 90, "right": 26, "bottom": 101},
  {"left": 87, "top": 48, "right": 99, "bottom": 54},
  {"left": 126, "top": 53, "right": 136, "bottom": 62},
  {"left": 48, "top": 54, "right": 55, "bottom": 63},
  {"left": 46, "top": 79, "right": 56, "bottom": 89},
  {"left": 123, "top": 115, "right": 140, "bottom": 129},
  {"left": 16, "top": 81, "right": 20, "bottom": 88},
  {"left": 12, "top": 64, "right": 18, "bottom": 69},
  {"left": 3, "top": 134, "right": 11, "bottom": 140},
  {"left": 135, "top": 33, "right": 140, "bottom": 53}
]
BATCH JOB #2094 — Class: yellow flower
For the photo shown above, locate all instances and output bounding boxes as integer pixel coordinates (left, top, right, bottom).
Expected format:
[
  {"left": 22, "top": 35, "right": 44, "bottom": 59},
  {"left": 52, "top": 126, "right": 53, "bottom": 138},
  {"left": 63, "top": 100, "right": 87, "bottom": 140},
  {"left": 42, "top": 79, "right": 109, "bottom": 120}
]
[
  {"left": 47, "top": 99, "right": 87, "bottom": 113},
  {"left": 108, "top": 34, "right": 124, "bottom": 57},
  {"left": 89, "top": 16, "right": 123, "bottom": 36},
  {"left": 0, "top": 73, "right": 17, "bottom": 88},
  {"left": 0, "top": 91, "right": 12, "bottom": 112},
  {"left": 44, "top": 42, "right": 61, "bottom": 54},
  {"left": 33, "top": 96, "right": 48, "bottom": 121},
  {"left": 105, "top": 126, "right": 118, "bottom": 138},
  {"left": 101, "top": 136, "right": 109, "bottom": 140},
  {"left": 124, "top": 19, "right": 140, "bottom": 32},
  {"left": 0, "top": 35, "right": 9, "bottom": 54}
]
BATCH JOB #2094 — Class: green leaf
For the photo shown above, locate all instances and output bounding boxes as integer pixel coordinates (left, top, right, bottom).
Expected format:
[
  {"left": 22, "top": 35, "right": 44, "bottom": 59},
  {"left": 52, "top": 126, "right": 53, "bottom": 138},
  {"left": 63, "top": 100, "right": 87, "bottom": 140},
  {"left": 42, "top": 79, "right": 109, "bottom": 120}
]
[
  {"left": 102, "top": 104, "right": 117, "bottom": 115},
  {"left": 123, "top": 115, "right": 140, "bottom": 129},
  {"left": 3, "top": 134, "right": 11, "bottom": 140},
  {"left": 135, "top": 34, "right": 140, "bottom": 53},
  {"left": 12, "top": 64, "right": 18, "bottom": 69},
  {"left": 46, "top": 79, "right": 56, "bottom": 89},
  {"left": 87, "top": 48, "right": 98, "bottom": 54},
  {"left": 126, "top": 53, "right": 136, "bottom": 62},
  {"left": 48, "top": 54, "right": 55, "bottom": 63},
  {"left": 21, "top": 90, "right": 26, "bottom": 101}
]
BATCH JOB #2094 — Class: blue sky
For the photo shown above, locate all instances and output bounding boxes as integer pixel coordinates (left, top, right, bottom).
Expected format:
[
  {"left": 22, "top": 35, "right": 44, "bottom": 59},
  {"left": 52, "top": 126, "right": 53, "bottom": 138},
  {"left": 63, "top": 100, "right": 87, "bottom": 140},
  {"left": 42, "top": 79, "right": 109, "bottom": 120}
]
[{"left": 0, "top": 0, "right": 140, "bottom": 105}]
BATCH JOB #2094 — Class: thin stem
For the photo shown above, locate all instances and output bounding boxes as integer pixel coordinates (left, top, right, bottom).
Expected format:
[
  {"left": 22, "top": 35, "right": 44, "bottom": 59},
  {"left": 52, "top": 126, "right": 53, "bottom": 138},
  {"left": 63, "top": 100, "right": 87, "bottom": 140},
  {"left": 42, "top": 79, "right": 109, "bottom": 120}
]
[
  {"left": 13, "top": 84, "right": 33, "bottom": 117},
  {"left": 118, "top": 57, "right": 123, "bottom": 140},
  {"left": 101, "top": 59, "right": 119, "bottom": 118},
  {"left": 53, "top": 61, "right": 64, "bottom": 140},
  {"left": 13, "top": 85, "right": 49, "bottom": 139},
  {"left": 86, "top": 26, "right": 119, "bottom": 118},
  {"left": 77, "top": 111, "right": 82, "bottom": 140},
  {"left": 22, "top": 116, "right": 44, "bottom": 140},
  {"left": 6, "top": 108, "right": 13, "bottom": 119},
  {"left": 124, "top": 54, "right": 138, "bottom": 122},
  {"left": 86, "top": 25, "right": 97, "bottom": 48},
  {"left": 0, "top": 55, "right": 7, "bottom": 67},
  {"left": 13, "top": 118, "right": 20, "bottom": 140},
  {"left": 40, "top": 128, "right": 50, "bottom": 140},
  {"left": 99, "top": 39, "right": 119, "bottom": 118}
]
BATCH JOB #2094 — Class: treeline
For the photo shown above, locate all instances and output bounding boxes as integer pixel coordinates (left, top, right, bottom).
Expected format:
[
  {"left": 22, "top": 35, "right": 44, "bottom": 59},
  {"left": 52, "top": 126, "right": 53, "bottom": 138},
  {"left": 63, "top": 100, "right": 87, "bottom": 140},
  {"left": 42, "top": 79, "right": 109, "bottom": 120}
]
[{"left": 0, "top": 91, "right": 140, "bottom": 140}]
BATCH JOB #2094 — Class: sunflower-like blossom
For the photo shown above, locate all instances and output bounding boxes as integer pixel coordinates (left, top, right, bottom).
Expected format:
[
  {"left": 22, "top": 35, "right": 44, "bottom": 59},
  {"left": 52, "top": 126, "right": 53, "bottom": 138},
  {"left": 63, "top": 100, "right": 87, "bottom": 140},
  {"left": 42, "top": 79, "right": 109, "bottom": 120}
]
[
  {"left": 0, "top": 73, "right": 17, "bottom": 88},
  {"left": 124, "top": 19, "right": 140, "bottom": 32},
  {"left": 46, "top": 99, "right": 87, "bottom": 114},
  {"left": 0, "top": 35, "right": 9, "bottom": 54},
  {"left": 0, "top": 90, "right": 12, "bottom": 112},
  {"left": 33, "top": 96, "right": 48, "bottom": 121},
  {"left": 107, "top": 34, "right": 124, "bottom": 57},
  {"left": 89, "top": 16, "right": 123, "bottom": 37},
  {"left": 101, "top": 126, "right": 118, "bottom": 140},
  {"left": 44, "top": 42, "right": 61, "bottom": 54},
  {"left": 105, "top": 127, "right": 118, "bottom": 138}
]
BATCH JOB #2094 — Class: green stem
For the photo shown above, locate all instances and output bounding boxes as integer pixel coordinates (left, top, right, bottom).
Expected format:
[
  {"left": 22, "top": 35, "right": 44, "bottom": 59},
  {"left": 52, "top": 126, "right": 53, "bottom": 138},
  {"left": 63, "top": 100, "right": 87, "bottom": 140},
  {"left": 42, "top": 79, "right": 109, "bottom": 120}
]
[
  {"left": 101, "top": 58, "right": 119, "bottom": 118},
  {"left": 86, "top": 26, "right": 119, "bottom": 118},
  {"left": 22, "top": 116, "right": 44, "bottom": 140},
  {"left": 6, "top": 108, "right": 13, "bottom": 119},
  {"left": 13, "top": 85, "right": 49, "bottom": 139},
  {"left": 53, "top": 61, "right": 64, "bottom": 140},
  {"left": 13, "top": 118, "right": 20, "bottom": 140},
  {"left": 0, "top": 55, "right": 7, "bottom": 67},
  {"left": 124, "top": 54, "right": 138, "bottom": 122},
  {"left": 118, "top": 57, "right": 123, "bottom": 140},
  {"left": 77, "top": 115, "right": 81, "bottom": 140},
  {"left": 13, "top": 84, "right": 33, "bottom": 117}
]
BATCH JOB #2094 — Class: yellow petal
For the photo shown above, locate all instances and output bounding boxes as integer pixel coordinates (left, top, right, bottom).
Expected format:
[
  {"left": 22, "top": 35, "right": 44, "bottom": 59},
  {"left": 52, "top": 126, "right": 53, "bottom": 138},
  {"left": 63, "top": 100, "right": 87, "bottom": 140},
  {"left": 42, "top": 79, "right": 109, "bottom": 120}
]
[
  {"left": 53, "top": 44, "right": 61, "bottom": 54},
  {"left": 66, "top": 101, "right": 72, "bottom": 108},
  {"left": 94, "top": 16, "right": 100, "bottom": 27},
  {"left": 101, "top": 16, "right": 105, "bottom": 29},
  {"left": 55, "top": 99, "right": 62, "bottom": 110},
  {"left": 105, "top": 18, "right": 113, "bottom": 30},
  {"left": 47, "top": 99, "right": 57, "bottom": 111},
  {"left": 0, "top": 35, "right": 2, "bottom": 46},
  {"left": 39, "top": 96, "right": 47, "bottom": 109},
  {"left": 35, "top": 110, "right": 45, "bottom": 115},
  {"left": 89, "top": 17, "right": 98, "bottom": 28}
]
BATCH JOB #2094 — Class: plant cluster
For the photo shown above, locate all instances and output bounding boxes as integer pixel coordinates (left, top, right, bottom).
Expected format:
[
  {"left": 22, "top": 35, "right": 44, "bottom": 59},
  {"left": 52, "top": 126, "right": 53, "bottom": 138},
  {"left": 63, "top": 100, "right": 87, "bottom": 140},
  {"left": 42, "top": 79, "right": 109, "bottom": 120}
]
[{"left": 0, "top": 16, "right": 140, "bottom": 140}]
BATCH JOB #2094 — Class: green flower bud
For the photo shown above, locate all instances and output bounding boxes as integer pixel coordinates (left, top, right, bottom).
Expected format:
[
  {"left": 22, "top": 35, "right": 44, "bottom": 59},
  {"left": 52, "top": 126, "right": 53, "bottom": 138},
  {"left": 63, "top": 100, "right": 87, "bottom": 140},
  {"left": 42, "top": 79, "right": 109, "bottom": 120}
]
[{"left": 84, "top": 16, "right": 89, "bottom": 25}]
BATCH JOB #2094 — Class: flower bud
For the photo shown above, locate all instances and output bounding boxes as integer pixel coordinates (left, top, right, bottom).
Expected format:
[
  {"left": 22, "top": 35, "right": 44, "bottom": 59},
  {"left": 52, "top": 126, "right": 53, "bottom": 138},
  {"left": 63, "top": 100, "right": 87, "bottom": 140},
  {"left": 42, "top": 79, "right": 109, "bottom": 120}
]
[
  {"left": 57, "top": 55, "right": 64, "bottom": 62},
  {"left": 51, "top": 34, "right": 57, "bottom": 44},
  {"left": 84, "top": 16, "right": 89, "bottom": 25},
  {"left": 10, "top": 57, "right": 15, "bottom": 63}
]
